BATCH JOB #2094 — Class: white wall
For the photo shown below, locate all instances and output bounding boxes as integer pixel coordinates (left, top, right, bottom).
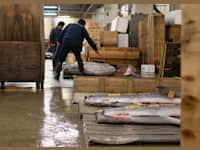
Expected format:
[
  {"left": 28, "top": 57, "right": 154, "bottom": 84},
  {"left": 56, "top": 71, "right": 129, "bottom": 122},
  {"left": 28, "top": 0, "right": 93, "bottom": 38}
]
[
  {"left": 43, "top": 16, "right": 92, "bottom": 40},
  {"left": 131, "top": 4, "right": 154, "bottom": 14}
]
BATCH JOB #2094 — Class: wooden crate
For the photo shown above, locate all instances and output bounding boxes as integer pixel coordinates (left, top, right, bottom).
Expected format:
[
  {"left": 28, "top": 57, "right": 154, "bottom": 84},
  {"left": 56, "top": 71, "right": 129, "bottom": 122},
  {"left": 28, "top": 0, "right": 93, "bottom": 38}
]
[
  {"left": 88, "top": 47, "right": 140, "bottom": 60},
  {"left": 132, "top": 78, "right": 157, "bottom": 93},
  {"left": 100, "top": 31, "right": 118, "bottom": 47},
  {"left": 0, "top": 3, "right": 44, "bottom": 88},
  {"left": 104, "top": 77, "right": 129, "bottom": 93},
  {"left": 160, "top": 78, "right": 181, "bottom": 90},
  {"left": 73, "top": 76, "right": 105, "bottom": 93},
  {"left": 73, "top": 76, "right": 180, "bottom": 93},
  {"left": 89, "top": 58, "right": 138, "bottom": 69}
]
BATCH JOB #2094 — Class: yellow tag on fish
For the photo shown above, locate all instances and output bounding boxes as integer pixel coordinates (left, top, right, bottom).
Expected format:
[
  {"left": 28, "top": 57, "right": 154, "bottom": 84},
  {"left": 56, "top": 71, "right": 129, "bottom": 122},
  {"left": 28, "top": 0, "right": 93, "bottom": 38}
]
[
  {"left": 168, "top": 90, "right": 175, "bottom": 99},
  {"left": 125, "top": 104, "right": 140, "bottom": 109},
  {"left": 108, "top": 93, "right": 121, "bottom": 96}
]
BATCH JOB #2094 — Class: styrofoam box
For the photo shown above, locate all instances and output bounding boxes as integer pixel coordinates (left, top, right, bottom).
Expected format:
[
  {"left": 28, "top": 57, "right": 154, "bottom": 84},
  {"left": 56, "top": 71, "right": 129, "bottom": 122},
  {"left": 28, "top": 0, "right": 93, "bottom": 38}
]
[
  {"left": 141, "top": 72, "right": 156, "bottom": 78},
  {"left": 141, "top": 64, "right": 155, "bottom": 73},
  {"left": 165, "top": 10, "right": 182, "bottom": 25},
  {"left": 118, "top": 34, "right": 129, "bottom": 48},
  {"left": 111, "top": 16, "right": 129, "bottom": 33}
]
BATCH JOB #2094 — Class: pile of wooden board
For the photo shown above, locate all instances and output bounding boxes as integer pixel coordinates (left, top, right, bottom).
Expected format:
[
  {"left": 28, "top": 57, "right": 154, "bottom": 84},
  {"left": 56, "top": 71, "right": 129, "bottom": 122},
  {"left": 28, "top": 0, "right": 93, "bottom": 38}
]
[
  {"left": 138, "top": 13, "right": 165, "bottom": 70},
  {"left": 88, "top": 47, "right": 140, "bottom": 68}
]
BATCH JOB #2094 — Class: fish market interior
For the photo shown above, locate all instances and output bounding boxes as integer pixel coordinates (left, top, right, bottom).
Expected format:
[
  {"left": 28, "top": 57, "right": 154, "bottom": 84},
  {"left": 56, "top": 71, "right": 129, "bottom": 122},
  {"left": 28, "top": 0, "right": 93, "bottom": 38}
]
[{"left": 0, "top": 2, "right": 186, "bottom": 148}]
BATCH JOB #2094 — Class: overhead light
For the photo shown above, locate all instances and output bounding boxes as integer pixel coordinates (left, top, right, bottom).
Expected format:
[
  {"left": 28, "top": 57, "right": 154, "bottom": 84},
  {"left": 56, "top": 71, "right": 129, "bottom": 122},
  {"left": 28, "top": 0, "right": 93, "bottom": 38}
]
[
  {"left": 44, "top": 12, "right": 58, "bottom": 16},
  {"left": 58, "top": 15, "right": 70, "bottom": 18},
  {"left": 43, "top": 5, "right": 58, "bottom": 9}
]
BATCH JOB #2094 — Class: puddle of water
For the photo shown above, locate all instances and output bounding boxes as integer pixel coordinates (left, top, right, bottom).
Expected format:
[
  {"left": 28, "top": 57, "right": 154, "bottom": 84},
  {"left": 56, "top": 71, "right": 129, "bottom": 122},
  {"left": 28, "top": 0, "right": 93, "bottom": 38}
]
[{"left": 40, "top": 88, "right": 80, "bottom": 147}]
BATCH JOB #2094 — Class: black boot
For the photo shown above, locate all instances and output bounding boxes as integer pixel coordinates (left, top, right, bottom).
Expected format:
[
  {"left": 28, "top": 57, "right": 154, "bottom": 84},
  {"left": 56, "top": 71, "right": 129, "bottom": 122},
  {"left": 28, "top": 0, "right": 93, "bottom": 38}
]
[
  {"left": 54, "top": 62, "right": 62, "bottom": 80},
  {"left": 80, "top": 71, "right": 86, "bottom": 76}
]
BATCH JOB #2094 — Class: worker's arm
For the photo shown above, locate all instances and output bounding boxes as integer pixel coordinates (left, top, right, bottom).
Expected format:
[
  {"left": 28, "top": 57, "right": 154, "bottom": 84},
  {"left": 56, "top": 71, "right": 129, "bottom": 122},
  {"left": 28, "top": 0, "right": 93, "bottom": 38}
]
[
  {"left": 49, "top": 28, "right": 56, "bottom": 44},
  {"left": 82, "top": 27, "right": 98, "bottom": 52}
]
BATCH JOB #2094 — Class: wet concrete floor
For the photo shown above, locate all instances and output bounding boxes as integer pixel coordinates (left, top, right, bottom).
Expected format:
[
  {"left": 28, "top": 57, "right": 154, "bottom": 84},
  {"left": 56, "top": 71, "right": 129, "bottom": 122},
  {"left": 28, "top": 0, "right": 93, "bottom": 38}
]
[{"left": 0, "top": 60, "right": 85, "bottom": 147}]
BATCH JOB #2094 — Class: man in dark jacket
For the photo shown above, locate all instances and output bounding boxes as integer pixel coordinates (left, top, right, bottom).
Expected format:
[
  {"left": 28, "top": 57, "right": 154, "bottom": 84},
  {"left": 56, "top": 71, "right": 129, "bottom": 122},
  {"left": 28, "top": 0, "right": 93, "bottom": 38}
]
[
  {"left": 49, "top": 21, "right": 65, "bottom": 71},
  {"left": 54, "top": 19, "right": 98, "bottom": 80}
]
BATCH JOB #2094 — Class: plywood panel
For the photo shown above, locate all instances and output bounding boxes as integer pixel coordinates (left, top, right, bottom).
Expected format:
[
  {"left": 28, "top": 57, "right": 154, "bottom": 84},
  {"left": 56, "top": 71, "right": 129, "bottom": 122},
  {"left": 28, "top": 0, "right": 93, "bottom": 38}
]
[
  {"left": 138, "top": 14, "right": 165, "bottom": 68},
  {"left": 88, "top": 47, "right": 140, "bottom": 60},
  {"left": 0, "top": 4, "right": 41, "bottom": 42},
  {"left": 0, "top": 42, "right": 41, "bottom": 81}
]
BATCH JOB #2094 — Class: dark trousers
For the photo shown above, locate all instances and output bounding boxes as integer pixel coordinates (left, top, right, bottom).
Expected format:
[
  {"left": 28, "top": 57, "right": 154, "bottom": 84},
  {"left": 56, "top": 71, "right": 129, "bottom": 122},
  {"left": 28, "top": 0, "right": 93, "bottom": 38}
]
[
  {"left": 52, "top": 45, "right": 58, "bottom": 72},
  {"left": 55, "top": 43, "right": 84, "bottom": 74}
]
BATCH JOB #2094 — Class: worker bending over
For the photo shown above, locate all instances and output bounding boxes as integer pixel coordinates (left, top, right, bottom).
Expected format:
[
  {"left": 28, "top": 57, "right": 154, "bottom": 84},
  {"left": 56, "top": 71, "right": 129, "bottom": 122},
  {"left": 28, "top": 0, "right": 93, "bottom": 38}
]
[{"left": 54, "top": 19, "right": 98, "bottom": 80}]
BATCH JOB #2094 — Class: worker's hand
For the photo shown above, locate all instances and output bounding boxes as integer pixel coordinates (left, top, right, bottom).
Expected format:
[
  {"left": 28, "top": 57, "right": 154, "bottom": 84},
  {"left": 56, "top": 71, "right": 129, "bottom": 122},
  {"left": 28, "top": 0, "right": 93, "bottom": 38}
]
[{"left": 56, "top": 41, "right": 61, "bottom": 47}]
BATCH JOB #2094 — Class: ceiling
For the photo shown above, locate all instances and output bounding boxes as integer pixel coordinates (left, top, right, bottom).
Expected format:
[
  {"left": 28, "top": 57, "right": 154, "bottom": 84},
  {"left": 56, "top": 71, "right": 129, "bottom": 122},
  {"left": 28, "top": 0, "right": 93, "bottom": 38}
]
[{"left": 44, "top": 4, "right": 103, "bottom": 18}]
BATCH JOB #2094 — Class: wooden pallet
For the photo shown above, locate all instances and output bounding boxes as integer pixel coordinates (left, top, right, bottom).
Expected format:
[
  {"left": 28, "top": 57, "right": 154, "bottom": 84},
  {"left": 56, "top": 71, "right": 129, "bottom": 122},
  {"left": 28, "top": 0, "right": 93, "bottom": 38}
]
[{"left": 82, "top": 114, "right": 180, "bottom": 146}]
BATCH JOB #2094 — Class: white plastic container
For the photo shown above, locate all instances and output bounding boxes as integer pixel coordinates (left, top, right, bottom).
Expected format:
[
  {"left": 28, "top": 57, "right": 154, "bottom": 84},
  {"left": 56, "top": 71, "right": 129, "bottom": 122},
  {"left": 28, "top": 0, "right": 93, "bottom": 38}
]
[
  {"left": 141, "top": 64, "right": 155, "bottom": 78},
  {"left": 165, "top": 10, "right": 182, "bottom": 25},
  {"left": 118, "top": 34, "right": 129, "bottom": 48}
]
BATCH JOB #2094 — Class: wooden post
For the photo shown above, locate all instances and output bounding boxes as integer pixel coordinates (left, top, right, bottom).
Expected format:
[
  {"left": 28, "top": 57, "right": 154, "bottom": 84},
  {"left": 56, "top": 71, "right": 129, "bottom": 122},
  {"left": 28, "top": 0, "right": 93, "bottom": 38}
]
[{"left": 181, "top": 4, "right": 200, "bottom": 149}]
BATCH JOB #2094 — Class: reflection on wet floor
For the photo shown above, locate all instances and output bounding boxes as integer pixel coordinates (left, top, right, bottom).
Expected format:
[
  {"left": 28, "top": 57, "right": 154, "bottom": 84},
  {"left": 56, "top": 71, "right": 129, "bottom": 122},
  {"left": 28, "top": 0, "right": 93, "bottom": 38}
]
[
  {"left": 0, "top": 60, "right": 84, "bottom": 147},
  {"left": 40, "top": 88, "right": 80, "bottom": 147}
]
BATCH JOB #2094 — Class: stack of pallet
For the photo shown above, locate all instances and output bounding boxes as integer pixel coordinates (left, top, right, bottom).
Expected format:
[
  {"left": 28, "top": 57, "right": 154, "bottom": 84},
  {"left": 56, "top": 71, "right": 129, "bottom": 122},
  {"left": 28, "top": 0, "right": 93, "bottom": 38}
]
[
  {"left": 87, "top": 30, "right": 140, "bottom": 68},
  {"left": 138, "top": 13, "right": 165, "bottom": 72},
  {"left": 88, "top": 47, "right": 140, "bottom": 68},
  {"left": 86, "top": 22, "right": 101, "bottom": 48}
]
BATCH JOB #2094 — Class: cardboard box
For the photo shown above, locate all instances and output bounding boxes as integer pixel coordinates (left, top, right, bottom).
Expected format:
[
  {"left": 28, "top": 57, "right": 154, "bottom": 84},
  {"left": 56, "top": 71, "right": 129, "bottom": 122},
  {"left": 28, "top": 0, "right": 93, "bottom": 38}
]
[{"left": 101, "top": 31, "right": 118, "bottom": 46}]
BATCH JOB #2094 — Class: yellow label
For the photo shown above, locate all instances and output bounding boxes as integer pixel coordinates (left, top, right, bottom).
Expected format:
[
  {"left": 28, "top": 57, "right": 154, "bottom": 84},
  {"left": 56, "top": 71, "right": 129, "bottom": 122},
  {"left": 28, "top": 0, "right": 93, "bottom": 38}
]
[
  {"left": 125, "top": 104, "right": 140, "bottom": 109},
  {"left": 108, "top": 93, "right": 121, "bottom": 96},
  {"left": 168, "top": 90, "right": 175, "bottom": 99},
  {"left": 96, "top": 109, "right": 104, "bottom": 113}
]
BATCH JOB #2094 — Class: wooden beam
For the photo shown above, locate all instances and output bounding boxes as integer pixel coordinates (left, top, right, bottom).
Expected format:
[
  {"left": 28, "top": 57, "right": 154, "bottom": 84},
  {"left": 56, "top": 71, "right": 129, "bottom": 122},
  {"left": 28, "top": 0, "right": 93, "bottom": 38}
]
[{"left": 181, "top": 4, "right": 200, "bottom": 149}]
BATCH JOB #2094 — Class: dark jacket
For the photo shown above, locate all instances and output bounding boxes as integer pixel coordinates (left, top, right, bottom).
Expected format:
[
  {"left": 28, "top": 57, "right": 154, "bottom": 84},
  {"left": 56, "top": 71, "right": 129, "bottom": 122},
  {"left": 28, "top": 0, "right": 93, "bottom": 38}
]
[
  {"left": 49, "top": 27, "right": 63, "bottom": 44},
  {"left": 58, "top": 23, "right": 97, "bottom": 51}
]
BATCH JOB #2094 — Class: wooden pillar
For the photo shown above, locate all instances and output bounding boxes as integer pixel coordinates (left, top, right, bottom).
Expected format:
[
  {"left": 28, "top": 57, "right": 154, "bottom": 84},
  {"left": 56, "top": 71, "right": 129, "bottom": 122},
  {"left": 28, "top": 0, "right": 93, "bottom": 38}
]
[{"left": 181, "top": 4, "right": 200, "bottom": 149}]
